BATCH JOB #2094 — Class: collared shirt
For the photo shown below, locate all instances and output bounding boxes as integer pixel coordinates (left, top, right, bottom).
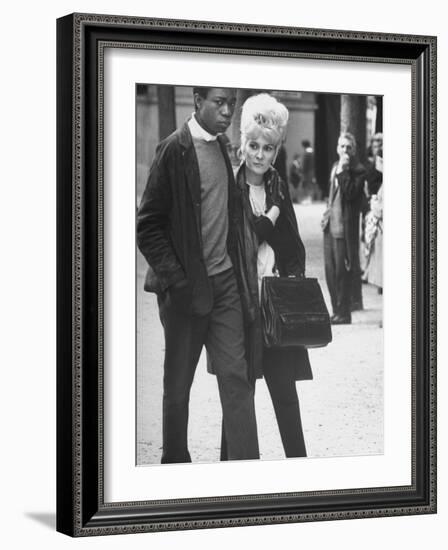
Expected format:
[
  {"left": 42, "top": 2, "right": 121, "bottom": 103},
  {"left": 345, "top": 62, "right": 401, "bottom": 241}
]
[{"left": 187, "top": 113, "right": 218, "bottom": 142}]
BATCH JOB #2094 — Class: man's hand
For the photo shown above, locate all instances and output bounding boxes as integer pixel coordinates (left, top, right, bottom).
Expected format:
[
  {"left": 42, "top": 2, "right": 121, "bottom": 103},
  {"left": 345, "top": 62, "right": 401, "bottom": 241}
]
[
  {"left": 171, "top": 279, "right": 188, "bottom": 291},
  {"left": 336, "top": 152, "right": 351, "bottom": 173},
  {"left": 166, "top": 279, "right": 191, "bottom": 313}
]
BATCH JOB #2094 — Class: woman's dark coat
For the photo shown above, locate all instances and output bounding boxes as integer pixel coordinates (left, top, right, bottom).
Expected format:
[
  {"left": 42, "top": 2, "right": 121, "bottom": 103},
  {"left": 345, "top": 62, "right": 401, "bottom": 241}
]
[{"left": 212, "top": 163, "right": 313, "bottom": 382}]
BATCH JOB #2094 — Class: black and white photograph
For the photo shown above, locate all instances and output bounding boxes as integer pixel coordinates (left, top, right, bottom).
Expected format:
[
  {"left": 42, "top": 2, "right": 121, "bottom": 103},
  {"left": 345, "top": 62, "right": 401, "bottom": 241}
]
[
  {"left": 54, "top": 10, "right": 436, "bottom": 538},
  {"left": 1, "top": 0, "right": 443, "bottom": 545},
  {"left": 136, "top": 85, "right": 384, "bottom": 465}
]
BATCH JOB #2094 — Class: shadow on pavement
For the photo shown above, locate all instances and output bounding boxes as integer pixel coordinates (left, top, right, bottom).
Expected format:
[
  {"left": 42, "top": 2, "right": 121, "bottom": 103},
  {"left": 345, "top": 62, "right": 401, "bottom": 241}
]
[{"left": 25, "top": 512, "right": 55, "bottom": 530}]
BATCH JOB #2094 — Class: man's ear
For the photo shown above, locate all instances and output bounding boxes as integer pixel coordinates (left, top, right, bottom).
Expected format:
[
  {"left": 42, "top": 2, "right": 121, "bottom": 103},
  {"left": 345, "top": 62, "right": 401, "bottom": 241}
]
[{"left": 193, "top": 93, "right": 202, "bottom": 112}]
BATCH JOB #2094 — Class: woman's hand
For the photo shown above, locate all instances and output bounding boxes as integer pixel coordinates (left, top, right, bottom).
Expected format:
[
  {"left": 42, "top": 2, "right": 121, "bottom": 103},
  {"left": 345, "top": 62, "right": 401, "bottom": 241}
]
[
  {"left": 265, "top": 205, "right": 280, "bottom": 225},
  {"left": 266, "top": 174, "right": 284, "bottom": 209}
]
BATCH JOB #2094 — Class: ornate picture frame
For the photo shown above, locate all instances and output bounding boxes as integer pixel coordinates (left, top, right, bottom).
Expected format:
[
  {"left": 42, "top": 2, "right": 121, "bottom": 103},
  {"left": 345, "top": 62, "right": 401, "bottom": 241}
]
[{"left": 56, "top": 13, "right": 436, "bottom": 536}]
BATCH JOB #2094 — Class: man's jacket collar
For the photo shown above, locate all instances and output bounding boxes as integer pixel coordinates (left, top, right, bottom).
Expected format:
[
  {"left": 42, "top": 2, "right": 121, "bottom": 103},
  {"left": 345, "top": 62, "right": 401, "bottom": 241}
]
[{"left": 178, "top": 120, "right": 228, "bottom": 150}]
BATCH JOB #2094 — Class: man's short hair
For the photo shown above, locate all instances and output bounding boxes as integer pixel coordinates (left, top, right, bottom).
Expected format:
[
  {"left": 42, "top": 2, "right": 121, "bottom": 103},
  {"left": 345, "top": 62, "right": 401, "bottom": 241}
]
[
  {"left": 193, "top": 87, "right": 211, "bottom": 98},
  {"left": 338, "top": 131, "right": 357, "bottom": 155},
  {"left": 192, "top": 87, "right": 212, "bottom": 111},
  {"left": 301, "top": 139, "right": 311, "bottom": 148}
]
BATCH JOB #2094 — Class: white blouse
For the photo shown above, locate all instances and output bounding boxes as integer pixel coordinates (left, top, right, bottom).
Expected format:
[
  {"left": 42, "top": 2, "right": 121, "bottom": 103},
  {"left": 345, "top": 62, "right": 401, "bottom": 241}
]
[{"left": 247, "top": 183, "right": 278, "bottom": 298}]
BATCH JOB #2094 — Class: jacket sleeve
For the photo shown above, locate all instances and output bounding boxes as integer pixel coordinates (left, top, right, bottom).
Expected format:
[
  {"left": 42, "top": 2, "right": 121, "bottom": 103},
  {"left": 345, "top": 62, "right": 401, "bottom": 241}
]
[
  {"left": 136, "top": 142, "right": 186, "bottom": 292},
  {"left": 268, "top": 177, "right": 306, "bottom": 277},
  {"left": 283, "top": 179, "right": 306, "bottom": 276},
  {"left": 337, "top": 164, "right": 366, "bottom": 201}
]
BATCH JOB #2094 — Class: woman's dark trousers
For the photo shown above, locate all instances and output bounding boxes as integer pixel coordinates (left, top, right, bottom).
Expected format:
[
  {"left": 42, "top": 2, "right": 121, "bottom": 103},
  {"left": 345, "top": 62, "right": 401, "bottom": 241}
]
[{"left": 221, "top": 358, "right": 306, "bottom": 460}]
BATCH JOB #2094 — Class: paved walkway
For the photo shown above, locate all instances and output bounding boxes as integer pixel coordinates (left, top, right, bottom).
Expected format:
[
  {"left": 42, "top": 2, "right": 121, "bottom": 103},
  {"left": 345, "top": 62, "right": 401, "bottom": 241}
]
[{"left": 136, "top": 202, "right": 383, "bottom": 464}]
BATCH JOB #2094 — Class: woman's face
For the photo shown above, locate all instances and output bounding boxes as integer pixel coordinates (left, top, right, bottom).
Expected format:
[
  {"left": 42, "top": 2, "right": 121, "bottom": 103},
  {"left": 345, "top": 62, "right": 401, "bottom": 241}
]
[{"left": 243, "top": 135, "right": 278, "bottom": 180}]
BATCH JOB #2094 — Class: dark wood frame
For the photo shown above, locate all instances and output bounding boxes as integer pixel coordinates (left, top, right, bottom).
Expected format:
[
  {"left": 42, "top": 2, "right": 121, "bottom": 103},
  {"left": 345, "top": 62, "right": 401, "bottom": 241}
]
[{"left": 56, "top": 12, "right": 437, "bottom": 537}]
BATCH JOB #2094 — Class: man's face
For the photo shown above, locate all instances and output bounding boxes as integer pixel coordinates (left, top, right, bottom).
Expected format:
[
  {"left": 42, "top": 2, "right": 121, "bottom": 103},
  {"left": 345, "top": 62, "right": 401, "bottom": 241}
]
[
  {"left": 337, "top": 137, "right": 354, "bottom": 160},
  {"left": 194, "top": 88, "right": 237, "bottom": 135}
]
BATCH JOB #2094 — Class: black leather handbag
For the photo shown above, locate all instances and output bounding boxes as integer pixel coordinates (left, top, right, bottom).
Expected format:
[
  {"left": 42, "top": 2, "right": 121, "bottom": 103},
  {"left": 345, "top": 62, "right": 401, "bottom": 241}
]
[{"left": 260, "top": 276, "right": 332, "bottom": 348}]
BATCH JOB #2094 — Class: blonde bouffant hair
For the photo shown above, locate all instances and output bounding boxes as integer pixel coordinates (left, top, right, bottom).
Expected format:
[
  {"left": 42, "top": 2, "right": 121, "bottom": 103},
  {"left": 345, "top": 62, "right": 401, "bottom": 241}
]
[{"left": 240, "top": 93, "right": 289, "bottom": 155}]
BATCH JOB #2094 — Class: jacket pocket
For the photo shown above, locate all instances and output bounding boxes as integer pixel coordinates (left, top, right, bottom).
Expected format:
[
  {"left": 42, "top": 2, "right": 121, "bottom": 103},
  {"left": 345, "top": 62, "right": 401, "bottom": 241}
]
[{"left": 166, "top": 282, "right": 193, "bottom": 315}]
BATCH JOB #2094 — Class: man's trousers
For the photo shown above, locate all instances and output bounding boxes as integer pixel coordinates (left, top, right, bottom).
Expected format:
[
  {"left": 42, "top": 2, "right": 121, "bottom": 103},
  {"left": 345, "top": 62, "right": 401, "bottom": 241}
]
[
  {"left": 324, "top": 231, "right": 352, "bottom": 320},
  {"left": 157, "top": 267, "right": 260, "bottom": 463}
]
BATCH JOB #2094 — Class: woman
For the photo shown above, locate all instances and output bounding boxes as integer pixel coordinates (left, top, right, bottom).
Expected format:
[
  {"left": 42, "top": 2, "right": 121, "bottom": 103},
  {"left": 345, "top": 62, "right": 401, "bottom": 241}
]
[
  {"left": 363, "top": 134, "right": 383, "bottom": 292},
  {"left": 361, "top": 133, "right": 383, "bottom": 282},
  {"left": 364, "top": 184, "right": 383, "bottom": 291},
  {"left": 221, "top": 93, "right": 312, "bottom": 459}
]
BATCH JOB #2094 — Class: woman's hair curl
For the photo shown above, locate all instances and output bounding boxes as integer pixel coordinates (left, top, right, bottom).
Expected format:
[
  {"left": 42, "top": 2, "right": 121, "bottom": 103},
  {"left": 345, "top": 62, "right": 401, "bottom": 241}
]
[{"left": 240, "top": 93, "right": 289, "bottom": 154}]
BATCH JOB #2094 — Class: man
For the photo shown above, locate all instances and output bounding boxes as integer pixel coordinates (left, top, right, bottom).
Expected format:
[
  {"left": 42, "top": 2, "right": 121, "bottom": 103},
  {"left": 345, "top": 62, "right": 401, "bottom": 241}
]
[
  {"left": 137, "top": 87, "right": 260, "bottom": 463},
  {"left": 321, "top": 132, "right": 366, "bottom": 325}
]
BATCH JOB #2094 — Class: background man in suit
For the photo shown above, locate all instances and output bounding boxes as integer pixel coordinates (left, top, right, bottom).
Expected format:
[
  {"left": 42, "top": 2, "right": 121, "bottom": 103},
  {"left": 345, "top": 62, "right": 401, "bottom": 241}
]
[
  {"left": 137, "top": 87, "right": 260, "bottom": 464},
  {"left": 322, "top": 132, "right": 366, "bottom": 324}
]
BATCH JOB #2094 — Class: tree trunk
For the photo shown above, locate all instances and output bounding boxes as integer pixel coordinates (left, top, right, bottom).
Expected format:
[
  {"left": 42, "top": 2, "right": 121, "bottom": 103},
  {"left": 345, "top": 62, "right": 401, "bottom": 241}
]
[
  {"left": 228, "top": 89, "right": 253, "bottom": 165},
  {"left": 340, "top": 94, "right": 367, "bottom": 164},
  {"left": 340, "top": 94, "right": 367, "bottom": 310},
  {"left": 157, "top": 85, "right": 176, "bottom": 141},
  {"left": 375, "top": 95, "right": 383, "bottom": 133},
  {"left": 315, "top": 93, "right": 341, "bottom": 199}
]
